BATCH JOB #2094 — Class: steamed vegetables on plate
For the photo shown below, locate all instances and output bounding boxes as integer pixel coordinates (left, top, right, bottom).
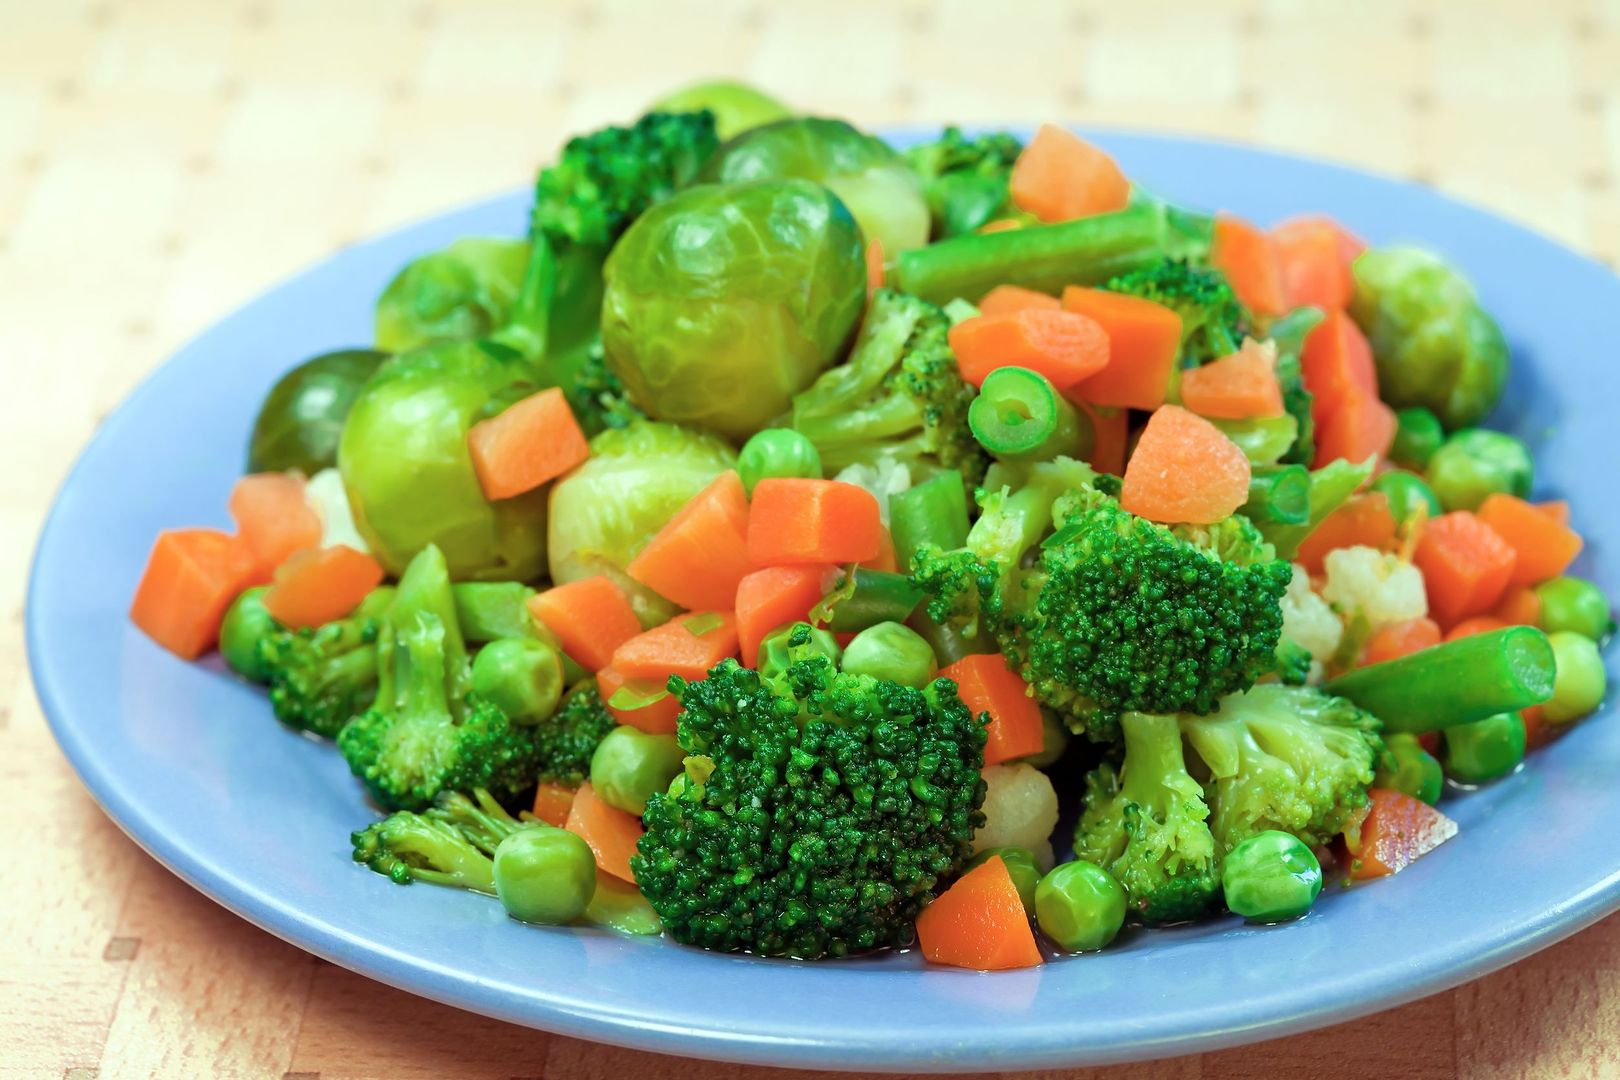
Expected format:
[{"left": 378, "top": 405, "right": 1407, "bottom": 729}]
[{"left": 128, "top": 79, "right": 1614, "bottom": 971}]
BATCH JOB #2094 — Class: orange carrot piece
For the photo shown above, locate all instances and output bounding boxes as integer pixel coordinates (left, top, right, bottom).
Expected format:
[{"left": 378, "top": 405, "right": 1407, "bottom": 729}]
[
  {"left": 1536, "top": 499, "right": 1571, "bottom": 526},
  {"left": 1360, "top": 616, "right": 1442, "bottom": 667},
  {"left": 527, "top": 576, "right": 642, "bottom": 672},
  {"left": 948, "top": 309, "right": 1110, "bottom": 389},
  {"left": 467, "top": 387, "right": 589, "bottom": 501},
  {"left": 1271, "top": 216, "right": 1358, "bottom": 310},
  {"left": 1492, "top": 585, "right": 1542, "bottom": 628},
  {"left": 1476, "top": 493, "right": 1584, "bottom": 588},
  {"left": 1344, "top": 788, "right": 1458, "bottom": 881},
  {"left": 228, "top": 472, "right": 323, "bottom": 580},
  {"left": 1068, "top": 397, "right": 1129, "bottom": 476},
  {"left": 978, "top": 218, "right": 1024, "bottom": 235},
  {"left": 610, "top": 611, "right": 739, "bottom": 684},
  {"left": 1061, "top": 287, "right": 1183, "bottom": 410},
  {"left": 915, "top": 856, "right": 1043, "bottom": 970},
  {"left": 1008, "top": 124, "right": 1130, "bottom": 224},
  {"left": 861, "top": 528, "right": 899, "bottom": 574},
  {"left": 532, "top": 782, "right": 578, "bottom": 828},
  {"left": 595, "top": 664, "right": 681, "bottom": 734},
  {"left": 130, "top": 529, "right": 260, "bottom": 660},
  {"left": 1296, "top": 493, "right": 1398, "bottom": 573},
  {"left": 262, "top": 545, "right": 385, "bottom": 630},
  {"left": 1179, "top": 340, "right": 1286, "bottom": 420},
  {"left": 1120, "top": 405, "right": 1251, "bottom": 525},
  {"left": 1445, "top": 615, "right": 1508, "bottom": 642},
  {"left": 565, "top": 782, "right": 644, "bottom": 883},
  {"left": 940, "top": 655, "right": 1043, "bottom": 766},
  {"left": 626, "top": 470, "right": 753, "bottom": 612},
  {"left": 1300, "top": 309, "right": 1379, "bottom": 422},
  {"left": 865, "top": 237, "right": 886, "bottom": 297},
  {"left": 1412, "top": 512, "right": 1518, "bottom": 627},
  {"left": 1314, "top": 387, "right": 1396, "bottom": 469},
  {"left": 746, "top": 478, "right": 883, "bottom": 566},
  {"left": 734, "top": 564, "right": 838, "bottom": 666},
  {"left": 1521, "top": 705, "right": 1556, "bottom": 751},
  {"left": 1211, "top": 213, "right": 1286, "bottom": 317},
  {"left": 979, "top": 284, "right": 1061, "bottom": 317}
]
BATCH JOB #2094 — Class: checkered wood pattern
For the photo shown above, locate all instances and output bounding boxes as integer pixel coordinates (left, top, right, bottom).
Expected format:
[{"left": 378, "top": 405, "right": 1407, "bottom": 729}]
[{"left": 4, "top": 1, "right": 1618, "bottom": 1076}]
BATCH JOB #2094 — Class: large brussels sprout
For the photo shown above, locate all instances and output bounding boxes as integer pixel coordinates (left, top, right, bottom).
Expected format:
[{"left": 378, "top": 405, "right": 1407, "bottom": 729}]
[
  {"left": 339, "top": 340, "right": 548, "bottom": 581},
  {"left": 375, "top": 237, "right": 532, "bottom": 354},
  {"left": 248, "top": 348, "right": 387, "bottom": 475},
  {"left": 650, "top": 79, "right": 791, "bottom": 141},
  {"left": 699, "top": 117, "right": 930, "bottom": 254},
  {"left": 1349, "top": 247, "right": 1509, "bottom": 430},
  {"left": 600, "top": 179, "right": 866, "bottom": 442},
  {"left": 548, "top": 421, "right": 736, "bottom": 625}
]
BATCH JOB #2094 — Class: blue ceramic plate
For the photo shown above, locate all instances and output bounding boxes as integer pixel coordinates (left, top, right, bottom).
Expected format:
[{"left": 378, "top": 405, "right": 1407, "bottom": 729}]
[{"left": 28, "top": 130, "right": 1620, "bottom": 1072}]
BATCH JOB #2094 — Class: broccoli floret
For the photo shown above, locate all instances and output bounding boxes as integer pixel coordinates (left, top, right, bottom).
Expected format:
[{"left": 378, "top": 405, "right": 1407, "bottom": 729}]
[
  {"left": 1181, "top": 684, "right": 1382, "bottom": 857},
  {"left": 259, "top": 587, "right": 394, "bottom": 738},
  {"left": 903, "top": 126, "right": 1025, "bottom": 238},
  {"left": 632, "top": 651, "right": 988, "bottom": 959},
  {"left": 1273, "top": 640, "right": 1315, "bottom": 686},
  {"left": 352, "top": 788, "right": 528, "bottom": 892},
  {"left": 534, "top": 683, "right": 616, "bottom": 787},
  {"left": 1073, "top": 711, "right": 1219, "bottom": 924},
  {"left": 563, "top": 340, "right": 643, "bottom": 437},
  {"left": 789, "top": 288, "right": 988, "bottom": 489},
  {"left": 1105, "top": 259, "right": 1250, "bottom": 367}
]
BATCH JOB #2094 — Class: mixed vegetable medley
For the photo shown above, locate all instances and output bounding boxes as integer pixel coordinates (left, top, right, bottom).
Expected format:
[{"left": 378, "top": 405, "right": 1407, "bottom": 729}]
[{"left": 129, "top": 80, "right": 1614, "bottom": 969}]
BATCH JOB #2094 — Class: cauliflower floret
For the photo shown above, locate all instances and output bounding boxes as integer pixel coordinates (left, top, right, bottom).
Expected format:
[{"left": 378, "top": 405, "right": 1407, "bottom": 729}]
[
  {"left": 972, "top": 762, "right": 1059, "bottom": 870},
  {"left": 1281, "top": 563, "right": 1343, "bottom": 662},
  {"left": 1321, "top": 545, "right": 1428, "bottom": 630},
  {"left": 306, "top": 468, "right": 369, "bottom": 553},
  {"left": 834, "top": 459, "right": 911, "bottom": 527}
]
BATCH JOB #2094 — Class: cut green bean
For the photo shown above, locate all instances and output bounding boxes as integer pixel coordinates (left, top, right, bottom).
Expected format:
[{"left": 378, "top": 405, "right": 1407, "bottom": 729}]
[
  {"left": 813, "top": 567, "right": 924, "bottom": 633},
  {"left": 889, "top": 470, "right": 970, "bottom": 570},
  {"left": 967, "top": 366, "right": 1093, "bottom": 462},
  {"left": 1244, "top": 465, "right": 1311, "bottom": 525},
  {"left": 1325, "top": 626, "right": 1556, "bottom": 734}
]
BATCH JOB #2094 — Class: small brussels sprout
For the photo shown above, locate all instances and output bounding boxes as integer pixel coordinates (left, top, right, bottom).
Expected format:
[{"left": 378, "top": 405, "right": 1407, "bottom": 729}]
[
  {"left": 601, "top": 180, "right": 866, "bottom": 441},
  {"left": 1424, "top": 428, "right": 1533, "bottom": 512},
  {"left": 1349, "top": 247, "right": 1509, "bottom": 430},
  {"left": 248, "top": 349, "right": 388, "bottom": 476},
  {"left": 650, "top": 79, "right": 792, "bottom": 141},
  {"left": 699, "top": 117, "right": 931, "bottom": 254},
  {"left": 375, "top": 237, "right": 532, "bottom": 354}
]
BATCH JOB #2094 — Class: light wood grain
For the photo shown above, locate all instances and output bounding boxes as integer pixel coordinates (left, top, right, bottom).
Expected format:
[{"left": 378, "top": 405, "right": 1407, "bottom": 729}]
[{"left": 4, "top": 0, "right": 1618, "bottom": 1076}]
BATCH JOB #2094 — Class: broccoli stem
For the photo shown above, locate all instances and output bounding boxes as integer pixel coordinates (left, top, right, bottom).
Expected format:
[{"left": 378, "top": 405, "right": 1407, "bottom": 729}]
[
  {"left": 967, "top": 366, "right": 1094, "bottom": 462},
  {"left": 891, "top": 199, "right": 1214, "bottom": 305},
  {"left": 890, "top": 470, "right": 970, "bottom": 570},
  {"left": 815, "top": 568, "right": 925, "bottom": 633},
  {"left": 1325, "top": 626, "right": 1556, "bottom": 733},
  {"left": 1244, "top": 465, "right": 1311, "bottom": 525}
]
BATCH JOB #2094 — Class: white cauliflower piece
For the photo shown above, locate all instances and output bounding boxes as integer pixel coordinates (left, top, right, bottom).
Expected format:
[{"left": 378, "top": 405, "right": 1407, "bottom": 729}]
[
  {"left": 1322, "top": 545, "right": 1428, "bottom": 630},
  {"left": 972, "top": 762, "right": 1059, "bottom": 870},
  {"left": 305, "top": 468, "right": 369, "bottom": 553},
  {"left": 833, "top": 459, "right": 911, "bottom": 527},
  {"left": 1280, "top": 563, "right": 1342, "bottom": 662}
]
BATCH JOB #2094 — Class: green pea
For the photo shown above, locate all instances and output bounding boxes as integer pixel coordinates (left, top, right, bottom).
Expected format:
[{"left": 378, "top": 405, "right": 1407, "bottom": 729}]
[
  {"left": 966, "top": 846, "right": 1041, "bottom": 913},
  {"left": 219, "top": 587, "right": 278, "bottom": 684},
  {"left": 1390, "top": 407, "right": 1445, "bottom": 470},
  {"left": 1371, "top": 470, "right": 1441, "bottom": 529},
  {"left": 839, "top": 620, "right": 939, "bottom": 687},
  {"left": 1035, "top": 859, "right": 1126, "bottom": 951},
  {"left": 737, "top": 428, "right": 822, "bottom": 496},
  {"left": 1542, "top": 631, "right": 1608, "bottom": 724},
  {"left": 470, "top": 638, "right": 564, "bottom": 723},
  {"left": 1424, "top": 428, "right": 1533, "bottom": 512},
  {"left": 1375, "top": 732, "right": 1444, "bottom": 805},
  {"left": 1535, "top": 577, "right": 1614, "bottom": 642},
  {"left": 589, "top": 726, "right": 686, "bottom": 815},
  {"left": 1221, "top": 831, "right": 1322, "bottom": 923},
  {"left": 757, "top": 621, "right": 841, "bottom": 680},
  {"left": 492, "top": 827, "right": 597, "bottom": 924},
  {"left": 1442, "top": 711, "right": 1526, "bottom": 783}
]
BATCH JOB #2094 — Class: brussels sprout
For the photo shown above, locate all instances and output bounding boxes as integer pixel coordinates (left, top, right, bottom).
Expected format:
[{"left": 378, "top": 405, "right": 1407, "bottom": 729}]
[
  {"left": 375, "top": 237, "right": 532, "bottom": 354},
  {"left": 338, "top": 340, "right": 548, "bottom": 581},
  {"left": 547, "top": 420, "right": 737, "bottom": 625},
  {"left": 699, "top": 117, "right": 930, "bottom": 254},
  {"left": 1424, "top": 428, "right": 1533, "bottom": 512},
  {"left": 1349, "top": 247, "right": 1509, "bottom": 430},
  {"left": 650, "top": 79, "right": 791, "bottom": 141},
  {"left": 601, "top": 180, "right": 866, "bottom": 441},
  {"left": 248, "top": 349, "right": 388, "bottom": 475}
]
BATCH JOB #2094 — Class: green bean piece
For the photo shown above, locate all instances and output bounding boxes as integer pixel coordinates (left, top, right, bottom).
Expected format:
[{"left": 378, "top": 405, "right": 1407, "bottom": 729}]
[
  {"left": 452, "top": 582, "right": 538, "bottom": 642},
  {"left": 219, "top": 587, "right": 279, "bottom": 684},
  {"left": 1221, "top": 831, "right": 1322, "bottom": 923},
  {"left": 889, "top": 470, "right": 970, "bottom": 570},
  {"left": 492, "top": 827, "right": 597, "bottom": 925},
  {"left": 1325, "top": 626, "right": 1556, "bottom": 733},
  {"left": 738, "top": 428, "right": 823, "bottom": 497},
  {"left": 1424, "top": 428, "right": 1533, "bottom": 512},
  {"left": 1542, "top": 632, "right": 1608, "bottom": 724},
  {"left": 1535, "top": 577, "right": 1615, "bottom": 642},
  {"left": 1035, "top": 859, "right": 1127, "bottom": 951},
  {"left": 470, "top": 638, "right": 564, "bottom": 723},
  {"left": 1256, "top": 455, "right": 1377, "bottom": 560},
  {"left": 966, "top": 846, "right": 1041, "bottom": 913},
  {"left": 967, "top": 366, "right": 1094, "bottom": 462},
  {"left": 839, "top": 620, "right": 939, "bottom": 687},
  {"left": 757, "top": 621, "right": 841, "bottom": 682},
  {"left": 1371, "top": 469, "right": 1442, "bottom": 528},
  {"left": 814, "top": 567, "right": 924, "bottom": 633},
  {"left": 1442, "top": 711, "right": 1526, "bottom": 784},
  {"left": 1212, "top": 415, "right": 1301, "bottom": 468},
  {"left": 1374, "top": 733, "right": 1444, "bottom": 805},
  {"left": 907, "top": 610, "right": 993, "bottom": 668},
  {"left": 589, "top": 727, "right": 687, "bottom": 815},
  {"left": 1244, "top": 465, "right": 1311, "bottom": 525},
  {"left": 1389, "top": 407, "right": 1445, "bottom": 470}
]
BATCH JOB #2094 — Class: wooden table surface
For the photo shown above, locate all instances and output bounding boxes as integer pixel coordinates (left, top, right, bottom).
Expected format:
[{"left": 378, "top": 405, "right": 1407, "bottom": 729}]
[{"left": 4, "top": 1, "right": 1618, "bottom": 1077}]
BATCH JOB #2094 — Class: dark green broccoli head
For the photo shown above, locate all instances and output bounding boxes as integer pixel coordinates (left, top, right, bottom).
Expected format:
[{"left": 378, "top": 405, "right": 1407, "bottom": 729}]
[
  {"left": 1273, "top": 640, "right": 1315, "bottom": 687},
  {"left": 632, "top": 654, "right": 988, "bottom": 959},
  {"left": 1073, "top": 711, "right": 1219, "bottom": 924},
  {"left": 1181, "top": 684, "right": 1382, "bottom": 857},
  {"left": 1105, "top": 259, "right": 1250, "bottom": 366},
  {"left": 789, "top": 288, "right": 988, "bottom": 489},
  {"left": 533, "top": 683, "right": 617, "bottom": 787},
  {"left": 903, "top": 126, "right": 1025, "bottom": 238},
  {"left": 562, "top": 340, "right": 644, "bottom": 437},
  {"left": 260, "top": 587, "right": 393, "bottom": 738}
]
